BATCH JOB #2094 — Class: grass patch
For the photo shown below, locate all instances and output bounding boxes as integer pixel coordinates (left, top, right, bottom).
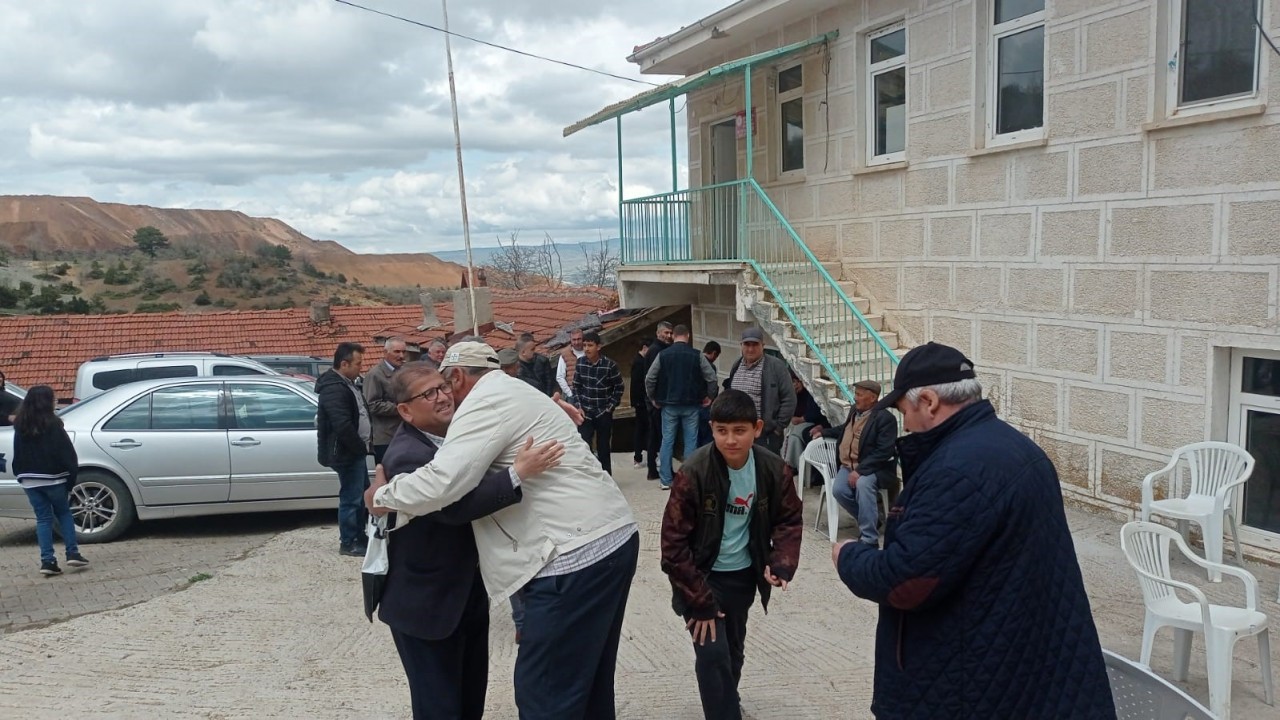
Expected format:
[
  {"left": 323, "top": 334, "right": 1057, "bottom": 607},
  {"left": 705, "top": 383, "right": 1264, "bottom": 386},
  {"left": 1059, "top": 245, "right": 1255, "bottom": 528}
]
[{"left": 188, "top": 572, "right": 213, "bottom": 584}]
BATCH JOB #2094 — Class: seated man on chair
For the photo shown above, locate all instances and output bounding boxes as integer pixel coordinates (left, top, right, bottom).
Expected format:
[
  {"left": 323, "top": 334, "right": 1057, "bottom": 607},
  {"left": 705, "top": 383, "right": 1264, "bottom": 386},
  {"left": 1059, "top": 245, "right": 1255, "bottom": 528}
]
[{"left": 813, "top": 380, "right": 897, "bottom": 546}]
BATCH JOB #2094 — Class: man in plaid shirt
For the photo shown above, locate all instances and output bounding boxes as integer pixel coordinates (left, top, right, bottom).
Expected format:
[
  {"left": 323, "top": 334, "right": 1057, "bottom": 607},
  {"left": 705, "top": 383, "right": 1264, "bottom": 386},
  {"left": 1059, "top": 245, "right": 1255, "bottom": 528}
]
[{"left": 573, "top": 331, "right": 624, "bottom": 474}]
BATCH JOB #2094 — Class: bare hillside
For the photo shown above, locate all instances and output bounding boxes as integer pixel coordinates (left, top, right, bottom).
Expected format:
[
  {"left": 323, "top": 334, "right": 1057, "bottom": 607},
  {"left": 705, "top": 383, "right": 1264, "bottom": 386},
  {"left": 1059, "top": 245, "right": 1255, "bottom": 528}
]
[{"left": 0, "top": 195, "right": 462, "bottom": 288}]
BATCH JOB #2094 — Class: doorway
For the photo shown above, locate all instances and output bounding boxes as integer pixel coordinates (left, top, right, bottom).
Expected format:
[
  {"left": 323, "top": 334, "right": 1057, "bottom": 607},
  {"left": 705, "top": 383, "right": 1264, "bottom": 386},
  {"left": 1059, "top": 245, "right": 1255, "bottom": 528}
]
[
  {"left": 1228, "top": 349, "right": 1280, "bottom": 548},
  {"left": 701, "top": 119, "right": 739, "bottom": 260}
]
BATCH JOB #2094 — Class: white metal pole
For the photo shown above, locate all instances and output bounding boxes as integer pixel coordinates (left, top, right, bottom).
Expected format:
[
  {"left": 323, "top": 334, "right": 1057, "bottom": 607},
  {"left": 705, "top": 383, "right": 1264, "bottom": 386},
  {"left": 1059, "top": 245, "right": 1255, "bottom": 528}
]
[{"left": 442, "top": 0, "right": 479, "bottom": 335}]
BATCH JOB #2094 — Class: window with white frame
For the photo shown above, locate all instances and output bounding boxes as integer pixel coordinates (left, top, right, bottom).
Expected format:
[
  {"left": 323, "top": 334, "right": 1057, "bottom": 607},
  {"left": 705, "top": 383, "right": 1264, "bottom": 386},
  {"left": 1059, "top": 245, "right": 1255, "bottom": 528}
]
[
  {"left": 777, "top": 64, "right": 805, "bottom": 173},
  {"left": 868, "top": 23, "right": 907, "bottom": 164},
  {"left": 1171, "top": 0, "right": 1261, "bottom": 110},
  {"left": 988, "top": 0, "right": 1045, "bottom": 141}
]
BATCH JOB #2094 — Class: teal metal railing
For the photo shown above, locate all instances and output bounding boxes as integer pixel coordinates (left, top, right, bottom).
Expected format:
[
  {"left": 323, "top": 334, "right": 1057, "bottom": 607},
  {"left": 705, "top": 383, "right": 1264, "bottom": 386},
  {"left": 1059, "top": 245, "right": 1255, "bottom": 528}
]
[{"left": 620, "top": 178, "right": 899, "bottom": 401}]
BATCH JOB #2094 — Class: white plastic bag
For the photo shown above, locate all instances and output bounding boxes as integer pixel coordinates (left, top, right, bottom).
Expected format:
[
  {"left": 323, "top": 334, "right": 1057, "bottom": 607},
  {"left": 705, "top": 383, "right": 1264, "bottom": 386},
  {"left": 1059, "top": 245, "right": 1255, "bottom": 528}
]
[{"left": 361, "top": 514, "right": 389, "bottom": 621}]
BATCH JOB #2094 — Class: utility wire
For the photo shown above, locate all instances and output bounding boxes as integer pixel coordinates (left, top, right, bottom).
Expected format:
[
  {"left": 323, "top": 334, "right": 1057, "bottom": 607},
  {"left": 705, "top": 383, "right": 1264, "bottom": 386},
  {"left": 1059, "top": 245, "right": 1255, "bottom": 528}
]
[{"left": 332, "top": 0, "right": 659, "bottom": 86}]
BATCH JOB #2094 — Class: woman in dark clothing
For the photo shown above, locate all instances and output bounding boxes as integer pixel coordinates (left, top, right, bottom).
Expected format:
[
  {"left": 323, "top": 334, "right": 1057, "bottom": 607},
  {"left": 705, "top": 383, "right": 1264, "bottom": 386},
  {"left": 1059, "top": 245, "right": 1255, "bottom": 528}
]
[{"left": 13, "top": 385, "right": 88, "bottom": 576}]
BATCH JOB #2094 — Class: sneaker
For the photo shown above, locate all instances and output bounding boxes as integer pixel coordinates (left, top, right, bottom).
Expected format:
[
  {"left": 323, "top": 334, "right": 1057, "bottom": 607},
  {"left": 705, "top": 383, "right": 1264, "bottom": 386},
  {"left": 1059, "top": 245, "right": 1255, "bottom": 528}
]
[
  {"left": 40, "top": 560, "right": 62, "bottom": 576},
  {"left": 339, "top": 544, "right": 366, "bottom": 557},
  {"left": 632, "top": 460, "right": 644, "bottom": 469},
  {"left": 66, "top": 553, "right": 90, "bottom": 568},
  {"left": 660, "top": 484, "right": 671, "bottom": 491}
]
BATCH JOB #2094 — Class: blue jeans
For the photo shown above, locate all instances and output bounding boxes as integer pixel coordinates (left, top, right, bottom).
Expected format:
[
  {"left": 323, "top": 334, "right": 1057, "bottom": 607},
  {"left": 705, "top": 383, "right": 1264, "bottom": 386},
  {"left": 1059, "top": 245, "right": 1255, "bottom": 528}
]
[
  {"left": 660, "top": 404, "right": 702, "bottom": 487},
  {"left": 23, "top": 484, "right": 80, "bottom": 564},
  {"left": 832, "top": 468, "right": 880, "bottom": 546},
  {"left": 334, "top": 456, "right": 369, "bottom": 547}
]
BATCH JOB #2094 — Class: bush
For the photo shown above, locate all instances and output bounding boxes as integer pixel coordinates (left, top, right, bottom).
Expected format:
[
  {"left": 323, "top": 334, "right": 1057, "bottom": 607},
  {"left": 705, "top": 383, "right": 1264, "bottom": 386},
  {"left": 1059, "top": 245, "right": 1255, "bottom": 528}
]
[
  {"left": 193, "top": 291, "right": 212, "bottom": 306},
  {"left": 134, "top": 301, "right": 183, "bottom": 313},
  {"left": 53, "top": 262, "right": 72, "bottom": 276},
  {"left": 86, "top": 260, "right": 105, "bottom": 280},
  {"left": 256, "top": 244, "right": 293, "bottom": 264},
  {"left": 213, "top": 298, "right": 237, "bottom": 309}
]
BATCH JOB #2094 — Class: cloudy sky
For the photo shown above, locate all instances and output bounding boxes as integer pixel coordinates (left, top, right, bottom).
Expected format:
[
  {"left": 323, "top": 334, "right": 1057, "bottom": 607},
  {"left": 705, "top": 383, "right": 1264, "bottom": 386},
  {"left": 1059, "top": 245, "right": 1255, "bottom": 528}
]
[{"left": 0, "top": 0, "right": 727, "bottom": 253}]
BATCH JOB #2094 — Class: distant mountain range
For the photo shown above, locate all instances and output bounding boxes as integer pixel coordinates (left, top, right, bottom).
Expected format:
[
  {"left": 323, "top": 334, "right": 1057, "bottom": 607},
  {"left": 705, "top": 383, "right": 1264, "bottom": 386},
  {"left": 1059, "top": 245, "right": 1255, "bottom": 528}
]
[{"left": 432, "top": 238, "right": 621, "bottom": 283}]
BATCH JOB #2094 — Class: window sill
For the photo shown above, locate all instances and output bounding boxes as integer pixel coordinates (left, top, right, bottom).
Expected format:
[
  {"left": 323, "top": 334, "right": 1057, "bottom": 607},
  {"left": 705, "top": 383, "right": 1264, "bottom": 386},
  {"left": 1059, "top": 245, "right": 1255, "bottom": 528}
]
[
  {"left": 1142, "top": 104, "right": 1267, "bottom": 133},
  {"left": 967, "top": 137, "right": 1048, "bottom": 158},
  {"left": 767, "top": 172, "right": 808, "bottom": 187},
  {"left": 853, "top": 160, "right": 908, "bottom": 176}
]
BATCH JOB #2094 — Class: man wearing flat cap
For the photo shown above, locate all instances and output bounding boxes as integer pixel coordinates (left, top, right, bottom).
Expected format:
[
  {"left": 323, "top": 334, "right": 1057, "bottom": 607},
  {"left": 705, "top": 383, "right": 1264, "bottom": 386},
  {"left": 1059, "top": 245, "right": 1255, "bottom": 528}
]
[
  {"left": 831, "top": 342, "right": 1113, "bottom": 719},
  {"left": 815, "top": 378, "right": 898, "bottom": 547},
  {"left": 369, "top": 341, "right": 639, "bottom": 720},
  {"left": 724, "top": 326, "right": 796, "bottom": 454}
]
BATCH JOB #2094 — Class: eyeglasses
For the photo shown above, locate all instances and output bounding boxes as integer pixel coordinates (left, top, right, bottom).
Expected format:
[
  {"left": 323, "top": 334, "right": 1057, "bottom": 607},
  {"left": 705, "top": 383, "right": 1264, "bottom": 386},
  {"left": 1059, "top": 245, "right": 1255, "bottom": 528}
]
[{"left": 402, "top": 384, "right": 453, "bottom": 404}]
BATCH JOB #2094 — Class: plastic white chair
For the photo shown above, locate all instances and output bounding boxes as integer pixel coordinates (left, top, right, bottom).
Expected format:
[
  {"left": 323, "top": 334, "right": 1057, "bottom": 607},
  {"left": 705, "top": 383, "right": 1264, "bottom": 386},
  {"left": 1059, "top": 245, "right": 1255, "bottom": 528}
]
[
  {"left": 804, "top": 438, "right": 841, "bottom": 542},
  {"left": 1140, "top": 442, "right": 1254, "bottom": 583},
  {"left": 807, "top": 438, "right": 890, "bottom": 545},
  {"left": 1121, "top": 521, "right": 1274, "bottom": 719},
  {"left": 1104, "top": 649, "right": 1216, "bottom": 720}
]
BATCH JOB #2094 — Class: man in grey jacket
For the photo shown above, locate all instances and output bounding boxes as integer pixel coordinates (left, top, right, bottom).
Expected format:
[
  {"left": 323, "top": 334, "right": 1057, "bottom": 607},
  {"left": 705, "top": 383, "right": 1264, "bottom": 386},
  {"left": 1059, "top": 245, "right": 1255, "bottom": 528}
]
[
  {"left": 364, "top": 338, "right": 407, "bottom": 465},
  {"left": 725, "top": 327, "right": 797, "bottom": 453}
]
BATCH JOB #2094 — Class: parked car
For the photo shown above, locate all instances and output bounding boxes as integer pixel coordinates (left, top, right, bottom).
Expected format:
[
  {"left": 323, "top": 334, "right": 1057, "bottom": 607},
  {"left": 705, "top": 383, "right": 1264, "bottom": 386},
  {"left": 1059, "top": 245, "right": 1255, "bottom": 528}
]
[
  {"left": 1, "top": 380, "right": 25, "bottom": 419},
  {"left": 0, "top": 376, "right": 343, "bottom": 543},
  {"left": 246, "top": 355, "right": 331, "bottom": 379},
  {"left": 73, "top": 353, "right": 278, "bottom": 402}
]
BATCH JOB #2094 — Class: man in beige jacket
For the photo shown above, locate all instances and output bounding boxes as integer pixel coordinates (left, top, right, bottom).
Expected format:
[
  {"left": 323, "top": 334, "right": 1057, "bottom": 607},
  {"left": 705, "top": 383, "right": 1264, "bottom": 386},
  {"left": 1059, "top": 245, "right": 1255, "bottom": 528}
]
[{"left": 370, "top": 342, "right": 638, "bottom": 720}]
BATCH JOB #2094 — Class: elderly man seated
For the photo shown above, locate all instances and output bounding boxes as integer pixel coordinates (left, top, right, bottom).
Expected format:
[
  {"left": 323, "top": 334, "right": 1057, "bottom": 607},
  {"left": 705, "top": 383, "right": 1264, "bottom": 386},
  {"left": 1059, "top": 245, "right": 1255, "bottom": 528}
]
[
  {"left": 813, "top": 380, "right": 898, "bottom": 546},
  {"left": 781, "top": 371, "right": 830, "bottom": 486}
]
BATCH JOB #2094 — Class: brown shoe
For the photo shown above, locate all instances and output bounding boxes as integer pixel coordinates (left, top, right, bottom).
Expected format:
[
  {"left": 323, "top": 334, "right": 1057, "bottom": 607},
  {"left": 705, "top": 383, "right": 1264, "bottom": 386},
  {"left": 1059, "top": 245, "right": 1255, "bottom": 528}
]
[{"left": 515, "top": 629, "right": 522, "bottom": 645}]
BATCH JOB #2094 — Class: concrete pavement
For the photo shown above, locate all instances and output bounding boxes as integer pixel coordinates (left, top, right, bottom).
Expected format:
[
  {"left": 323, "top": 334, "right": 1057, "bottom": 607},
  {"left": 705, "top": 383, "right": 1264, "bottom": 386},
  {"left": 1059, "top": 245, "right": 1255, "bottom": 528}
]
[{"left": 0, "top": 458, "right": 1277, "bottom": 718}]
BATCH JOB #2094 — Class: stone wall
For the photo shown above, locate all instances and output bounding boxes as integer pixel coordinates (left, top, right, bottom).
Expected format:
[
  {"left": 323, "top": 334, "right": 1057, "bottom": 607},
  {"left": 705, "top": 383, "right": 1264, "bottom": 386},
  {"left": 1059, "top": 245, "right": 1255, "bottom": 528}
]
[{"left": 678, "top": 0, "right": 1280, "bottom": 527}]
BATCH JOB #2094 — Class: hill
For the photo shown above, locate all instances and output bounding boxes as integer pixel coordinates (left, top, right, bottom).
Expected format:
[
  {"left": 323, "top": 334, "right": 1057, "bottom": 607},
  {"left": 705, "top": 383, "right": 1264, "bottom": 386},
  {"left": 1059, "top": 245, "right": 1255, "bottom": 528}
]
[{"left": 0, "top": 195, "right": 463, "bottom": 289}]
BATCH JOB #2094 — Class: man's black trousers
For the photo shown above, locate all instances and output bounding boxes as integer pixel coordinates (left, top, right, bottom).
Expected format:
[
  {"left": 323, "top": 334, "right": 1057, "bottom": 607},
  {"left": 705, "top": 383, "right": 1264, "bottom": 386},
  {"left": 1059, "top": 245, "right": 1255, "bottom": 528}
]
[
  {"left": 389, "top": 576, "right": 490, "bottom": 720},
  {"left": 514, "top": 532, "right": 640, "bottom": 719}
]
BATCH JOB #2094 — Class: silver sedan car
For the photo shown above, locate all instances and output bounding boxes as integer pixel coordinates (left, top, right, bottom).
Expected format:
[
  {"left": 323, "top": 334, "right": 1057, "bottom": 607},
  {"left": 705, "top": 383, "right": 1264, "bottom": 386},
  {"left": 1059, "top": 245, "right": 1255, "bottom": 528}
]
[{"left": 0, "top": 376, "right": 345, "bottom": 542}]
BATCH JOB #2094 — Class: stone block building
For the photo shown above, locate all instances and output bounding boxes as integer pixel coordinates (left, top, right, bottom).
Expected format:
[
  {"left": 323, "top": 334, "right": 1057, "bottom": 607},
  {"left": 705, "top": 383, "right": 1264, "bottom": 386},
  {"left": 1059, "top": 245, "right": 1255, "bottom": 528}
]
[{"left": 569, "top": 0, "right": 1280, "bottom": 557}]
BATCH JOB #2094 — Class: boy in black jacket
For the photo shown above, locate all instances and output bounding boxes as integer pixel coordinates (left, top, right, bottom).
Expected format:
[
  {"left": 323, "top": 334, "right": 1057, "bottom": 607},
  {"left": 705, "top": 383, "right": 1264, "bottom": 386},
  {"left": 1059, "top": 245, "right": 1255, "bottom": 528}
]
[{"left": 660, "top": 390, "right": 803, "bottom": 720}]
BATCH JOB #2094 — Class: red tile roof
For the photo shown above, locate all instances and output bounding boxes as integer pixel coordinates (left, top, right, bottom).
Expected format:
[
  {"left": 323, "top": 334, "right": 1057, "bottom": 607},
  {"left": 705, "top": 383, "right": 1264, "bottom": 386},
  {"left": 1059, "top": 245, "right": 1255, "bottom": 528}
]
[{"left": 0, "top": 288, "right": 620, "bottom": 399}]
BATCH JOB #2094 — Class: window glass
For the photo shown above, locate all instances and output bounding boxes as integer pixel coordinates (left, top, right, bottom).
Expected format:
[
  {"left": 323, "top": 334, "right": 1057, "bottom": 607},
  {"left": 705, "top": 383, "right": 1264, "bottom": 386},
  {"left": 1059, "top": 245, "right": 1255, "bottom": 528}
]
[
  {"left": 996, "top": 26, "right": 1045, "bottom": 135},
  {"left": 1180, "top": 0, "right": 1259, "bottom": 105},
  {"left": 870, "top": 29, "right": 906, "bottom": 64},
  {"left": 874, "top": 68, "right": 907, "bottom": 156},
  {"left": 995, "top": 0, "right": 1044, "bottom": 24},
  {"left": 778, "top": 65, "right": 803, "bottom": 94},
  {"left": 229, "top": 383, "right": 317, "bottom": 430},
  {"left": 93, "top": 369, "right": 137, "bottom": 391},
  {"left": 150, "top": 386, "right": 222, "bottom": 430},
  {"left": 102, "top": 395, "right": 151, "bottom": 431},
  {"left": 781, "top": 98, "right": 805, "bottom": 172},
  {"left": 1242, "top": 357, "right": 1280, "bottom": 398},
  {"left": 137, "top": 365, "right": 199, "bottom": 381},
  {"left": 213, "top": 364, "right": 268, "bottom": 377}
]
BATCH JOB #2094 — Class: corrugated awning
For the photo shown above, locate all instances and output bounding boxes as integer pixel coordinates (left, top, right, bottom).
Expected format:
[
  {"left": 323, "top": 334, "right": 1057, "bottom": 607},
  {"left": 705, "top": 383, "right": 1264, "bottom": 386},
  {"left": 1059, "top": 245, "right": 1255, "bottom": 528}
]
[{"left": 562, "top": 31, "right": 837, "bottom": 137}]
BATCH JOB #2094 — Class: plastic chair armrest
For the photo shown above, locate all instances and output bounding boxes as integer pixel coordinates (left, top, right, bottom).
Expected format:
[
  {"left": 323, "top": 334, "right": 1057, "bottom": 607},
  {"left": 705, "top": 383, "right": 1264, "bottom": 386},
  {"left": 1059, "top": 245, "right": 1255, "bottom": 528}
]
[
  {"left": 1141, "top": 463, "right": 1176, "bottom": 509},
  {"left": 1181, "top": 553, "right": 1261, "bottom": 609}
]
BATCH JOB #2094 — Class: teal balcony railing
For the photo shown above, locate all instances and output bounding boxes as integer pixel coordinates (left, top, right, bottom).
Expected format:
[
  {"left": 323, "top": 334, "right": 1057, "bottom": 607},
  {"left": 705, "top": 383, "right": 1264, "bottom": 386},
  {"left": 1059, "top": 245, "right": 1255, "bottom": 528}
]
[{"left": 620, "top": 178, "right": 899, "bottom": 401}]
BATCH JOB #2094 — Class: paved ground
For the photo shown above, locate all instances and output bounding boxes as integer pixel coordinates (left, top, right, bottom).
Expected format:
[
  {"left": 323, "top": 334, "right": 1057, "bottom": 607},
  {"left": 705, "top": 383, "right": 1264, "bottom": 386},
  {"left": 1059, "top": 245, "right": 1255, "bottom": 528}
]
[
  {"left": 0, "top": 459, "right": 1278, "bottom": 718},
  {"left": 0, "top": 510, "right": 333, "bottom": 633}
]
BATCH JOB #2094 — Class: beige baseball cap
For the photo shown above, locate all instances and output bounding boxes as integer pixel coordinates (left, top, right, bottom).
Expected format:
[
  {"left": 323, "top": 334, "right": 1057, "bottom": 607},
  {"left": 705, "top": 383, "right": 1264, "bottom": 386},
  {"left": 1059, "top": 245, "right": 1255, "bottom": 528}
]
[{"left": 439, "top": 341, "right": 501, "bottom": 371}]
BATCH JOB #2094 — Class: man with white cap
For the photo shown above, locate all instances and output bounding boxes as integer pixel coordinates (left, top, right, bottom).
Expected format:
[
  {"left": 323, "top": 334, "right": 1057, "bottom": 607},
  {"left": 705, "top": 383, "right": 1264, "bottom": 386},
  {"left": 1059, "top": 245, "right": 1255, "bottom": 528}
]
[{"left": 369, "top": 341, "right": 639, "bottom": 720}]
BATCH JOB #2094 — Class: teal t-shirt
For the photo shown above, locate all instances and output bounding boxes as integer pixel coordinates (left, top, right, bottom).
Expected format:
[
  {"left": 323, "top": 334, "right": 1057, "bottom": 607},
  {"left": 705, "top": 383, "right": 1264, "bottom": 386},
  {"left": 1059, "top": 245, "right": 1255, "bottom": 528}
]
[{"left": 713, "top": 449, "right": 756, "bottom": 572}]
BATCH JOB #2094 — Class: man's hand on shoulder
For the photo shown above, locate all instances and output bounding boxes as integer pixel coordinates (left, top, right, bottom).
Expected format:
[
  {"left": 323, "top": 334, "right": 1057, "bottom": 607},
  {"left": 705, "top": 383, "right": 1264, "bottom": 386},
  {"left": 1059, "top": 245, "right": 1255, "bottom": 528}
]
[
  {"left": 365, "top": 464, "right": 391, "bottom": 517},
  {"left": 512, "top": 436, "right": 565, "bottom": 480}
]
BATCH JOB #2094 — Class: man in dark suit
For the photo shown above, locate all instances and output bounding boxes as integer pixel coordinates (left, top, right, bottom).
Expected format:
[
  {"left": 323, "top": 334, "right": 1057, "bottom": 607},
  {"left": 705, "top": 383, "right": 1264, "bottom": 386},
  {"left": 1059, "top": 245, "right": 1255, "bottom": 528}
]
[{"left": 373, "top": 361, "right": 565, "bottom": 720}]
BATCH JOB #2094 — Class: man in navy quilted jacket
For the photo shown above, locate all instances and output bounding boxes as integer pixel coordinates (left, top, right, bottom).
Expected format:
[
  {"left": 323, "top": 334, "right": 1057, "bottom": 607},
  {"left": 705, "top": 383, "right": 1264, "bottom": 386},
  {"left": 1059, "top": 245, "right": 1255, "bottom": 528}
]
[{"left": 833, "top": 342, "right": 1115, "bottom": 719}]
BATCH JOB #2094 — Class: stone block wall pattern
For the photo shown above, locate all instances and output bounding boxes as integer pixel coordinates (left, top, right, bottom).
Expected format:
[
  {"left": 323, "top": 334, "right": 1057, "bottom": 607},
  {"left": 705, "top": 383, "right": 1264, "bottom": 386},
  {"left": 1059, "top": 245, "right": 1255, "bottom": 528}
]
[{"left": 666, "top": 0, "right": 1280, "bottom": 553}]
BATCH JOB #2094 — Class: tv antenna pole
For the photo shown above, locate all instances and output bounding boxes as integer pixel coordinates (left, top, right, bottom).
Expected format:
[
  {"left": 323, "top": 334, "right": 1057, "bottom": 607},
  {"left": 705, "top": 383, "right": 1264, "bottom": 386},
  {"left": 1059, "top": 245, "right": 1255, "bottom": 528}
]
[{"left": 442, "top": 0, "right": 478, "bottom": 335}]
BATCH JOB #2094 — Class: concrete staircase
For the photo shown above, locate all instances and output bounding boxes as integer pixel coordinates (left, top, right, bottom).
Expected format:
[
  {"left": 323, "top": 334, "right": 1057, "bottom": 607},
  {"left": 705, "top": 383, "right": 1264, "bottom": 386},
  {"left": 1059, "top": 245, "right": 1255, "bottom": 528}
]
[{"left": 739, "top": 262, "right": 909, "bottom": 424}]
